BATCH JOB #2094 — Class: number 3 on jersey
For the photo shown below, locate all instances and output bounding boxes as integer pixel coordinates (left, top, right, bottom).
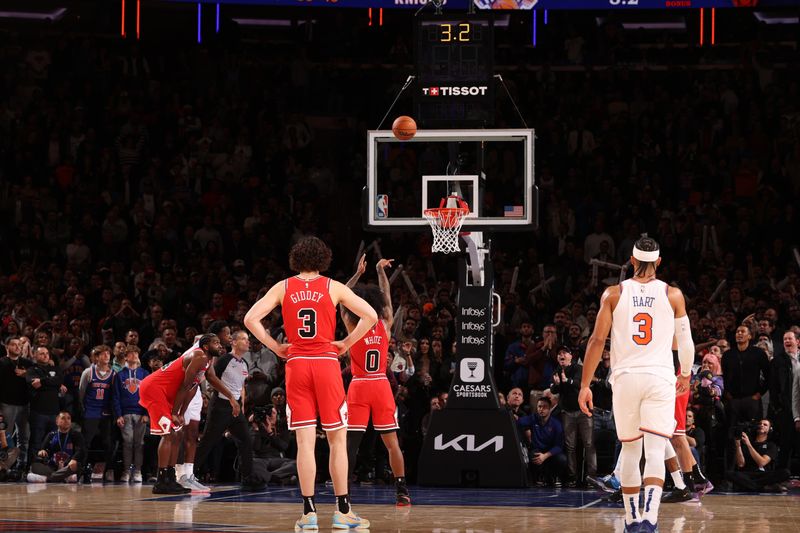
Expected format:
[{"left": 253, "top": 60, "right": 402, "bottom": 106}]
[
  {"left": 632, "top": 312, "right": 653, "bottom": 345},
  {"left": 297, "top": 308, "right": 317, "bottom": 338}
]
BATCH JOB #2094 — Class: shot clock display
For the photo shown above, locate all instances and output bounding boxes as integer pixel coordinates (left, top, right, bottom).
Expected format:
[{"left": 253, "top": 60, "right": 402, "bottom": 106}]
[{"left": 415, "top": 15, "right": 494, "bottom": 128}]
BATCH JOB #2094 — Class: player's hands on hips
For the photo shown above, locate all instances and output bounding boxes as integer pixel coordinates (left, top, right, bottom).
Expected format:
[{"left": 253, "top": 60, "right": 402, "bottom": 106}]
[
  {"left": 230, "top": 398, "right": 241, "bottom": 417},
  {"left": 376, "top": 258, "right": 394, "bottom": 270},
  {"left": 332, "top": 340, "right": 348, "bottom": 356},
  {"left": 676, "top": 374, "right": 691, "bottom": 394},
  {"left": 274, "top": 343, "right": 290, "bottom": 359},
  {"left": 578, "top": 386, "right": 593, "bottom": 416}
]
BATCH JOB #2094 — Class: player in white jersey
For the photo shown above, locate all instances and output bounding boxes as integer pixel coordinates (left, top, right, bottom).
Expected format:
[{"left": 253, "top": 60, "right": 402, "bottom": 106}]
[{"left": 579, "top": 237, "right": 694, "bottom": 533}]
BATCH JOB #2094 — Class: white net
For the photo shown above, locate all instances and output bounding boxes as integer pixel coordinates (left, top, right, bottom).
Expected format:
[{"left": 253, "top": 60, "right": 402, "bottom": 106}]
[{"left": 423, "top": 207, "right": 468, "bottom": 254}]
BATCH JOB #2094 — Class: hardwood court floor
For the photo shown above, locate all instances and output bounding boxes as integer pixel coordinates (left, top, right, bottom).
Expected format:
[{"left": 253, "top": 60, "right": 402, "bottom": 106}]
[{"left": 0, "top": 483, "right": 798, "bottom": 532}]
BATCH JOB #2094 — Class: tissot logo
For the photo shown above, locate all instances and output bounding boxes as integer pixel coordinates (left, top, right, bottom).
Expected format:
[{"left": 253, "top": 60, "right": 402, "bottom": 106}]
[
  {"left": 422, "top": 86, "right": 489, "bottom": 97},
  {"left": 434, "top": 434, "right": 504, "bottom": 452},
  {"left": 460, "top": 357, "right": 484, "bottom": 382}
]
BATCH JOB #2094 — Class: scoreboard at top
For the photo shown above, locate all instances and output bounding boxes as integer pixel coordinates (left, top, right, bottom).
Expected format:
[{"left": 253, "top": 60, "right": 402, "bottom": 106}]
[
  {"left": 184, "top": 0, "right": 792, "bottom": 10},
  {"left": 414, "top": 15, "right": 494, "bottom": 127}
]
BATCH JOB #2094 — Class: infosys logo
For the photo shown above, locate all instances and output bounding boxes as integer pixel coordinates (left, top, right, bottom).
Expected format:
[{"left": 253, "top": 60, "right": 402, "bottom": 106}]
[{"left": 422, "top": 86, "right": 489, "bottom": 97}]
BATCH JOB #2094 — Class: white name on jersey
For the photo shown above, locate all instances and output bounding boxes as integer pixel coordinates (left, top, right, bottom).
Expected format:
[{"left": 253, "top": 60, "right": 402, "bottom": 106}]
[
  {"left": 363, "top": 336, "right": 382, "bottom": 345},
  {"left": 632, "top": 296, "right": 655, "bottom": 307},
  {"left": 289, "top": 291, "right": 324, "bottom": 304}
]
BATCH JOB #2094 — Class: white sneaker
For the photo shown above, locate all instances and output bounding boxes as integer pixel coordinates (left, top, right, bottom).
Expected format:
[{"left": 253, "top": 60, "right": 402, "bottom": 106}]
[
  {"left": 179, "top": 474, "right": 210, "bottom": 492},
  {"left": 27, "top": 473, "right": 47, "bottom": 483},
  {"left": 132, "top": 470, "right": 143, "bottom": 483},
  {"left": 66, "top": 474, "right": 78, "bottom": 483},
  {"left": 121, "top": 471, "right": 131, "bottom": 483}
]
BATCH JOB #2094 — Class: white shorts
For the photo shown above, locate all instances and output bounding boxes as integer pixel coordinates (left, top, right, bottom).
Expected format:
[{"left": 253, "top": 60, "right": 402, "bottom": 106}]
[
  {"left": 611, "top": 372, "right": 675, "bottom": 441},
  {"left": 184, "top": 387, "right": 203, "bottom": 423}
]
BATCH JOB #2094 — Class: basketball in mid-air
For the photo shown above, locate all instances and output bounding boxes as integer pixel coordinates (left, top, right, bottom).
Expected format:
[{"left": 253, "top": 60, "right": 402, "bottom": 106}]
[{"left": 392, "top": 116, "right": 417, "bottom": 141}]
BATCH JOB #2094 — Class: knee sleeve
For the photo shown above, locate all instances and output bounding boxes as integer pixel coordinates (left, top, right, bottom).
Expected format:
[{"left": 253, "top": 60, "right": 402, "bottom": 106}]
[
  {"left": 619, "top": 439, "right": 643, "bottom": 488},
  {"left": 664, "top": 439, "right": 676, "bottom": 461},
  {"left": 643, "top": 433, "right": 667, "bottom": 480}
]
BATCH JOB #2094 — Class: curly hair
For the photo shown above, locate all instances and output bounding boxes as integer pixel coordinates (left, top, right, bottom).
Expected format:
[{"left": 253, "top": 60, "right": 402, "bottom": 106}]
[
  {"left": 342, "top": 284, "right": 387, "bottom": 323},
  {"left": 289, "top": 236, "right": 332, "bottom": 273}
]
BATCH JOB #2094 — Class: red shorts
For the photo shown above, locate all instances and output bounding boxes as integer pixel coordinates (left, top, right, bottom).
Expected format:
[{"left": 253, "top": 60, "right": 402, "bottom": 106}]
[
  {"left": 347, "top": 377, "right": 398, "bottom": 432},
  {"left": 674, "top": 389, "right": 690, "bottom": 435},
  {"left": 285, "top": 357, "right": 347, "bottom": 431},
  {"left": 139, "top": 379, "right": 179, "bottom": 435}
]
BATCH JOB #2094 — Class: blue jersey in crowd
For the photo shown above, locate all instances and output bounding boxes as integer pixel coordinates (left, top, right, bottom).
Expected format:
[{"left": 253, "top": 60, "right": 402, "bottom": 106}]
[
  {"left": 83, "top": 365, "right": 114, "bottom": 419},
  {"left": 112, "top": 365, "right": 149, "bottom": 418},
  {"left": 518, "top": 414, "right": 564, "bottom": 456}
]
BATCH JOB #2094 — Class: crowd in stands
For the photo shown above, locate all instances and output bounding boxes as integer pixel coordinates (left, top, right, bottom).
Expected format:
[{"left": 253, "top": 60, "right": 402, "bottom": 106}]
[{"left": 0, "top": 11, "right": 799, "bottom": 491}]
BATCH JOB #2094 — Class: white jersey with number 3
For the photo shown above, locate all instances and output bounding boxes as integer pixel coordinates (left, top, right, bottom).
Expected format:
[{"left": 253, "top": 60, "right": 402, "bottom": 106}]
[{"left": 610, "top": 278, "right": 675, "bottom": 386}]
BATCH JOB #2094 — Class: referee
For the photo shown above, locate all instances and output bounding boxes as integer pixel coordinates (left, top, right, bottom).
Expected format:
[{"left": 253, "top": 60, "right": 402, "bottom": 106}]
[{"left": 194, "top": 329, "right": 263, "bottom": 490}]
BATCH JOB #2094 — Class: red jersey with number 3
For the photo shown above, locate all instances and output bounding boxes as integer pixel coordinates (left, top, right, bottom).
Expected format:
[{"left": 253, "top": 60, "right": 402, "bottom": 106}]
[
  {"left": 282, "top": 275, "right": 337, "bottom": 358},
  {"left": 350, "top": 319, "right": 388, "bottom": 378}
]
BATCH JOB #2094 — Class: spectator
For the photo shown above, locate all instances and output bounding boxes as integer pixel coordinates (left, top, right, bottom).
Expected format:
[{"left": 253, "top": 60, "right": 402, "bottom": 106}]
[
  {"left": 550, "top": 346, "right": 595, "bottom": 487},
  {"left": 0, "top": 337, "right": 33, "bottom": 469},
  {"left": 768, "top": 331, "right": 799, "bottom": 470},
  {"left": 518, "top": 396, "right": 567, "bottom": 487},
  {"left": 79, "top": 345, "right": 116, "bottom": 482},
  {"left": 685, "top": 408, "right": 705, "bottom": 467},
  {"left": 506, "top": 388, "right": 529, "bottom": 422},
  {"left": 26, "top": 411, "right": 86, "bottom": 483},
  {"left": 524, "top": 324, "right": 559, "bottom": 393},
  {"left": 112, "top": 345, "right": 149, "bottom": 483},
  {"left": 26, "top": 346, "right": 64, "bottom": 466},
  {"left": 421, "top": 396, "right": 442, "bottom": 438},
  {"left": 722, "top": 326, "right": 770, "bottom": 442}
]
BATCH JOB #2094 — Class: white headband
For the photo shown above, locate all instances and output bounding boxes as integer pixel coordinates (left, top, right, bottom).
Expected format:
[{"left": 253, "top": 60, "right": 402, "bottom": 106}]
[{"left": 633, "top": 246, "right": 660, "bottom": 262}]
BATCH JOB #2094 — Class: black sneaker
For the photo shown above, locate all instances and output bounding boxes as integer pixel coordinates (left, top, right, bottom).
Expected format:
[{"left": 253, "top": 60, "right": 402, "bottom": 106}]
[
  {"left": 661, "top": 487, "right": 696, "bottom": 503},
  {"left": 153, "top": 479, "right": 191, "bottom": 494},
  {"left": 396, "top": 483, "right": 411, "bottom": 506},
  {"left": 606, "top": 489, "right": 623, "bottom": 503},
  {"left": 240, "top": 476, "right": 266, "bottom": 492}
]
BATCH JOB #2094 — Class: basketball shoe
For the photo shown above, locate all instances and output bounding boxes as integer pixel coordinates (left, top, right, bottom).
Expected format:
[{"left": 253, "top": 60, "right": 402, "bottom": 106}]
[
  {"left": 332, "top": 510, "right": 370, "bottom": 529},
  {"left": 179, "top": 473, "right": 210, "bottom": 493},
  {"left": 294, "top": 512, "right": 318, "bottom": 531}
]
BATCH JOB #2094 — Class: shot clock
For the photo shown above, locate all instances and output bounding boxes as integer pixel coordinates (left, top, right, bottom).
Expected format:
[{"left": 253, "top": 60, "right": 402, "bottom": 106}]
[{"left": 414, "top": 15, "right": 494, "bottom": 128}]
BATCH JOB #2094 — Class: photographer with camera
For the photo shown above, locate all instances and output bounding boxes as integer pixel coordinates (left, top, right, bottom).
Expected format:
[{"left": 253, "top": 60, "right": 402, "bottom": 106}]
[
  {"left": 724, "top": 418, "right": 790, "bottom": 492},
  {"left": 193, "top": 329, "right": 263, "bottom": 491},
  {"left": 250, "top": 404, "right": 297, "bottom": 484}
]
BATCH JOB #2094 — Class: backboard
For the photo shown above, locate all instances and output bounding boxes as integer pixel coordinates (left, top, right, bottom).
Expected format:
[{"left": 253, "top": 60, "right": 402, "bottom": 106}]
[{"left": 364, "top": 129, "right": 537, "bottom": 232}]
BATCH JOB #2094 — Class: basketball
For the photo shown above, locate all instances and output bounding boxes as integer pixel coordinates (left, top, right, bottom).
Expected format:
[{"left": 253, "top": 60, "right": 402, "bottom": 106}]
[{"left": 392, "top": 115, "right": 417, "bottom": 141}]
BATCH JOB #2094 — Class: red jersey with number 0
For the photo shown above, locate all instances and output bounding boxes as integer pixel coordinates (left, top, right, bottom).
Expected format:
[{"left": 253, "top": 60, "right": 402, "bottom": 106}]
[
  {"left": 350, "top": 319, "right": 388, "bottom": 378},
  {"left": 282, "top": 275, "right": 337, "bottom": 358}
]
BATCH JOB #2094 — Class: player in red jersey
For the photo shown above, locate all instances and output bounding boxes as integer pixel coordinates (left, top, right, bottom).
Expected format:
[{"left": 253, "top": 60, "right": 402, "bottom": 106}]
[
  {"left": 244, "top": 236, "right": 377, "bottom": 531},
  {"left": 662, "top": 341, "right": 711, "bottom": 503},
  {"left": 343, "top": 255, "right": 410, "bottom": 506},
  {"left": 138, "top": 334, "right": 241, "bottom": 494}
]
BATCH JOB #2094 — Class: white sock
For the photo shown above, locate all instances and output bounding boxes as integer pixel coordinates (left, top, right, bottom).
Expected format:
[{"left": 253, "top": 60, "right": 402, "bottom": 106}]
[
  {"left": 175, "top": 464, "right": 185, "bottom": 478},
  {"left": 622, "top": 491, "right": 641, "bottom": 525},
  {"left": 185, "top": 463, "right": 194, "bottom": 478},
  {"left": 670, "top": 470, "right": 686, "bottom": 490},
  {"left": 641, "top": 485, "right": 663, "bottom": 523}
]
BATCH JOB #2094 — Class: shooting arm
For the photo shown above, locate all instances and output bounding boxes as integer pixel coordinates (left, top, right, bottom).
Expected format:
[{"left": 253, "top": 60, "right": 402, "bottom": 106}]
[{"left": 376, "top": 259, "right": 395, "bottom": 327}]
